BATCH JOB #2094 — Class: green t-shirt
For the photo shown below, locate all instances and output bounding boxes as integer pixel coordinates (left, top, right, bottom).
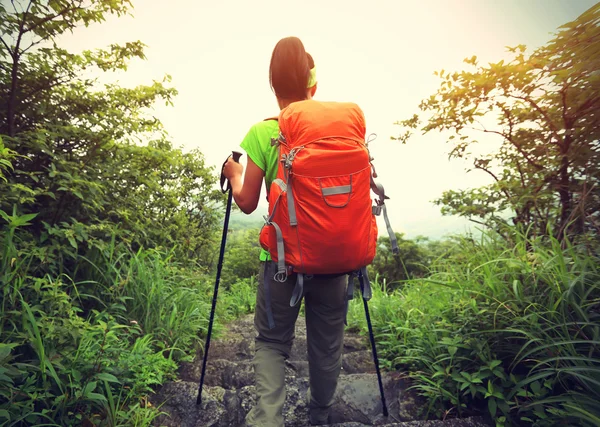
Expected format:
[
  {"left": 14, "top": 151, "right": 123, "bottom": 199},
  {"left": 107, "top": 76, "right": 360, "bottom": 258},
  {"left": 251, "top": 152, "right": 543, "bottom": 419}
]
[{"left": 239, "top": 119, "right": 280, "bottom": 261}]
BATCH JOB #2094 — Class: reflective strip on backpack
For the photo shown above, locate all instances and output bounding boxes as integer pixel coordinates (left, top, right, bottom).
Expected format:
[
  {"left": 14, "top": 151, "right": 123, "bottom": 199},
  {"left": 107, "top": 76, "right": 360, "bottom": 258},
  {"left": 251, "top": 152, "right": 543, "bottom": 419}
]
[
  {"left": 321, "top": 185, "right": 352, "bottom": 196},
  {"left": 273, "top": 178, "right": 287, "bottom": 192},
  {"left": 265, "top": 188, "right": 283, "bottom": 224}
]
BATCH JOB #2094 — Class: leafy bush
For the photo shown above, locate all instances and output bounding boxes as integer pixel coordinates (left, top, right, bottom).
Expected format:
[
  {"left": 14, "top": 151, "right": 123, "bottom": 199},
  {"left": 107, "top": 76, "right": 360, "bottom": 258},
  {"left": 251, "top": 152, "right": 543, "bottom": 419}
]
[
  {"left": 369, "top": 233, "right": 430, "bottom": 288},
  {"left": 348, "top": 230, "right": 600, "bottom": 426},
  {"left": 0, "top": 216, "right": 258, "bottom": 426},
  {"left": 0, "top": 2, "right": 257, "bottom": 425},
  {"left": 220, "top": 228, "right": 262, "bottom": 287}
]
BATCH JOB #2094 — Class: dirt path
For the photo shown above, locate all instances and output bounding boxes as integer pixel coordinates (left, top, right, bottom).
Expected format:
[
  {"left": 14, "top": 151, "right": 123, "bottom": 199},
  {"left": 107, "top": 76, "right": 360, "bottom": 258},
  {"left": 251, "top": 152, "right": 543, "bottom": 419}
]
[{"left": 151, "top": 314, "right": 489, "bottom": 427}]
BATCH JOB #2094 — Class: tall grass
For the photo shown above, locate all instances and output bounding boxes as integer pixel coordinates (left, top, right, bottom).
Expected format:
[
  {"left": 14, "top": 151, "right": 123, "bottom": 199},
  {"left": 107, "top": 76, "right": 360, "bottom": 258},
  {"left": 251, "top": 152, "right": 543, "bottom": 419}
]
[
  {"left": 348, "top": 230, "right": 600, "bottom": 426},
  {"left": 0, "top": 224, "right": 256, "bottom": 426}
]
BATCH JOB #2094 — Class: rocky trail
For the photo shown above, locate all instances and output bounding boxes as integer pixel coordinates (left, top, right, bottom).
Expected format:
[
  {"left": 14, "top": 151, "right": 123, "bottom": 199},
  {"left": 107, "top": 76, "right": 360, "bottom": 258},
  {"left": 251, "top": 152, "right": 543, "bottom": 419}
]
[{"left": 151, "top": 314, "right": 490, "bottom": 427}]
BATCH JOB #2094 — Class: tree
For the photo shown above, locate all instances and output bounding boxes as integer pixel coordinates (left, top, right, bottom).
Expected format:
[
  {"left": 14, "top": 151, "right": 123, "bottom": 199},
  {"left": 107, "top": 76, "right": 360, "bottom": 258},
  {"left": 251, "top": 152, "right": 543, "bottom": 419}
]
[
  {"left": 0, "top": 1, "right": 223, "bottom": 273},
  {"left": 369, "top": 233, "right": 428, "bottom": 289},
  {"left": 220, "top": 228, "right": 262, "bottom": 287},
  {"left": 0, "top": 3, "right": 226, "bottom": 425},
  {"left": 395, "top": 4, "right": 600, "bottom": 239}
]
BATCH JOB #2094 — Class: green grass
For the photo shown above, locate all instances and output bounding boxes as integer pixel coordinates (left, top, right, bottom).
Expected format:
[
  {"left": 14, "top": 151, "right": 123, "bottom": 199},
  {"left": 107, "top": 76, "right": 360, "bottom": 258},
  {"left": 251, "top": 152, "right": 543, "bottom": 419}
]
[
  {"left": 348, "top": 230, "right": 600, "bottom": 426},
  {"left": 0, "top": 223, "right": 256, "bottom": 426}
]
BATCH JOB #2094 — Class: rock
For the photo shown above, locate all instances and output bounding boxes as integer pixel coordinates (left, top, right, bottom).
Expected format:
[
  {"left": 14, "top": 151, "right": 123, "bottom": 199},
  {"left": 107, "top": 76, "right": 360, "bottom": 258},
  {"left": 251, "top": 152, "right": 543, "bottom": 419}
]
[
  {"left": 285, "top": 359, "right": 309, "bottom": 377},
  {"left": 344, "top": 334, "right": 368, "bottom": 352},
  {"left": 152, "top": 314, "right": 492, "bottom": 427},
  {"left": 327, "top": 420, "right": 489, "bottom": 427},
  {"left": 342, "top": 350, "right": 376, "bottom": 374},
  {"left": 206, "top": 331, "right": 254, "bottom": 361},
  {"left": 152, "top": 381, "right": 226, "bottom": 427}
]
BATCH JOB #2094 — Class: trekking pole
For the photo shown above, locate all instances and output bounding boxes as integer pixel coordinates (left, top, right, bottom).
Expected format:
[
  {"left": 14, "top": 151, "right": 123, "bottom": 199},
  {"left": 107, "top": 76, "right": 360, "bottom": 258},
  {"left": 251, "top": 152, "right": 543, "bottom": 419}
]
[
  {"left": 196, "top": 150, "right": 243, "bottom": 406},
  {"left": 358, "top": 268, "right": 388, "bottom": 417}
]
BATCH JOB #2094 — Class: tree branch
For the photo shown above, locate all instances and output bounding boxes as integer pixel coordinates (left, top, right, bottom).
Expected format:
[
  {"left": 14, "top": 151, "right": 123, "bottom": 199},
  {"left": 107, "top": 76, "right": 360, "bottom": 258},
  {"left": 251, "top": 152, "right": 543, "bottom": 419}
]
[
  {"left": 21, "top": 76, "right": 72, "bottom": 101},
  {"left": 14, "top": 0, "right": 33, "bottom": 58},
  {"left": 0, "top": 36, "right": 13, "bottom": 58},
  {"left": 515, "top": 158, "right": 526, "bottom": 189},
  {"left": 468, "top": 218, "right": 488, "bottom": 227},
  {"left": 560, "top": 86, "right": 569, "bottom": 130},
  {"left": 471, "top": 126, "right": 545, "bottom": 171},
  {"left": 473, "top": 161, "right": 512, "bottom": 201},
  {"left": 10, "top": 0, "right": 19, "bottom": 16},
  {"left": 510, "top": 94, "right": 562, "bottom": 144},
  {"left": 574, "top": 95, "right": 600, "bottom": 116},
  {"left": 23, "top": 4, "right": 80, "bottom": 35},
  {"left": 21, "top": 34, "right": 52, "bottom": 55}
]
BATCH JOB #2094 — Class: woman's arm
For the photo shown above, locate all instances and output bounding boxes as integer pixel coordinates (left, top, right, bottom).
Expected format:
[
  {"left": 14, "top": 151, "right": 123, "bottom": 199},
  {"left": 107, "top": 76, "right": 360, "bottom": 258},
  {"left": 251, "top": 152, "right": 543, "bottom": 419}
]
[{"left": 223, "top": 156, "right": 264, "bottom": 214}]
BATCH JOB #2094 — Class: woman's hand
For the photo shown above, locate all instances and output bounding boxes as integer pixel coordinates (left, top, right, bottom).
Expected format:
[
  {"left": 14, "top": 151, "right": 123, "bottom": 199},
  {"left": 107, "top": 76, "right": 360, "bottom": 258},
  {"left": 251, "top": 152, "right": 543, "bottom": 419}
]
[{"left": 223, "top": 156, "right": 244, "bottom": 181}]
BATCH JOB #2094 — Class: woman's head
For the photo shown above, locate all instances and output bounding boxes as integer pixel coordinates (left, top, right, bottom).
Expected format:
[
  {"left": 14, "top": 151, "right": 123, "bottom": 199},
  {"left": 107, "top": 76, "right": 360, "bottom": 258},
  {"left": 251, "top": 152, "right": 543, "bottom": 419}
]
[{"left": 269, "top": 37, "right": 317, "bottom": 108}]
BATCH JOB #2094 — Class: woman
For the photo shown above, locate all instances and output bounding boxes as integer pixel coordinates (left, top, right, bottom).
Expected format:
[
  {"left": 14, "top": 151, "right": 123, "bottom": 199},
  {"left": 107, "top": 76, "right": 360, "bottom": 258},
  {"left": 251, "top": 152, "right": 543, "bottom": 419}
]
[{"left": 223, "top": 36, "right": 347, "bottom": 427}]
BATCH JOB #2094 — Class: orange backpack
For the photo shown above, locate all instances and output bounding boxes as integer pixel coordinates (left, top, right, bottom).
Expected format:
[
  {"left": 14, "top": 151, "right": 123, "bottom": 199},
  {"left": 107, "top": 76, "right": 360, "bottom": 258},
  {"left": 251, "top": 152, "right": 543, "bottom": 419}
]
[{"left": 259, "top": 100, "right": 397, "bottom": 294}]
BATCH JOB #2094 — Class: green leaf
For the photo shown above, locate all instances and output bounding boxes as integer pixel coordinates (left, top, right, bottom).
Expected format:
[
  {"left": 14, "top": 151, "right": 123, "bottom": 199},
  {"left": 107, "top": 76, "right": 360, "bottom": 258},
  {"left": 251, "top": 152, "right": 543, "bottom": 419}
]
[
  {"left": 68, "top": 236, "right": 77, "bottom": 249},
  {"left": 83, "top": 381, "right": 97, "bottom": 396},
  {"left": 448, "top": 346, "right": 457, "bottom": 357},
  {"left": 0, "top": 210, "right": 10, "bottom": 223},
  {"left": 489, "top": 360, "right": 502, "bottom": 369},
  {"left": 96, "top": 373, "right": 120, "bottom": 383},
  {"left": 15, "top": 213, "right": 38, "bottom": 226},
  {"left": 0, "top": 409, "right": 10, "bottom": 420},
  {"left": 488, "top": 398, "right": 497, "bottom": 417},
  {"left": 0, "top": 344, "right": 13, "bottom": 361},
  {"left": 86, "top": 392, "right": 107, "bottom": 403}
]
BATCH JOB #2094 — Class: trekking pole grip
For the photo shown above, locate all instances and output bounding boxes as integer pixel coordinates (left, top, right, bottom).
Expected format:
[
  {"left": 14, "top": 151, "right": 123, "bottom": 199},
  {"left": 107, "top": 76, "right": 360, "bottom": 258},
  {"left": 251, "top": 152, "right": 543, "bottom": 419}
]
[
  {"left": 220, "top": 151, "right": 243, "bottom": 193},
  {"left": 231, "top": 150, "right": 242, "bottom": 162}
]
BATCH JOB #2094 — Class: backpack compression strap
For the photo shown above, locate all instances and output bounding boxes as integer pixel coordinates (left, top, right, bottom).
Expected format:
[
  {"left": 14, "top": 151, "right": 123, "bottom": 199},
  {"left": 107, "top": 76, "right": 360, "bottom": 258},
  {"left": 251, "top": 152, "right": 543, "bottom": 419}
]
[{"left": 370, "top": 177, "right": 399, "bottom": 255}]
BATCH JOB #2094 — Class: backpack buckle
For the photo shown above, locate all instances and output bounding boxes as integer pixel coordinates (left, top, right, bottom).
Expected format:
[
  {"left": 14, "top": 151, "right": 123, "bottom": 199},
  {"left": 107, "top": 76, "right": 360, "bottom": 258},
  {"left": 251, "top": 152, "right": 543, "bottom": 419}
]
[{"left": 282, "top": 147, "right": 304, "bottom": 170}]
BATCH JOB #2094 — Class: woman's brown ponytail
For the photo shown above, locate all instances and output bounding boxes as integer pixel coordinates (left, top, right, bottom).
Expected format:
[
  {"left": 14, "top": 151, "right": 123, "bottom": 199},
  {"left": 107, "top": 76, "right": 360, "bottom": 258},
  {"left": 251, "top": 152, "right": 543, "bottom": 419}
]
[{"left": 269, "top": 37, "right": 314, "bottom": 101}]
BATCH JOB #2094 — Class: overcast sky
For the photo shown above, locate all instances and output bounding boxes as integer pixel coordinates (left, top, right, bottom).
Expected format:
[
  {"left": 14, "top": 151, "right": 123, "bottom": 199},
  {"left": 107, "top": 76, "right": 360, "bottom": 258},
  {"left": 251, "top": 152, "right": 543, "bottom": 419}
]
[{"left": 57, "top": 0, "right": 596, "bottom": 239}]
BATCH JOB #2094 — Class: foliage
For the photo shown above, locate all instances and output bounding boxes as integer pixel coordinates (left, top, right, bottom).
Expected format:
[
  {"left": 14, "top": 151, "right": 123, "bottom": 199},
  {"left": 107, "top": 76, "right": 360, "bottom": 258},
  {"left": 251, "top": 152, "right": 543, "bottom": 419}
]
[
  {"left": 385, "top": 8, "right": 600, "bottom": 424},
  {"left": 369, "top": 232, "right": 429, "bottom": 288},
  {"left": 0, "top": 217, "right": 256, "bottom": 426},
  {"left": 0, "top": 136, "right": 17, "bottom": 182},
  {"left": 348, "top": 230, "right": 600, "bottom": 426},
  {"left": 220, "top": 228, "right": 262, "bottom": 287},
  {"left": 395, "top": 4, "right": 600, "bottom": 240},
  {"left": 0, "top": 1, "right": 253, "bottom": 425},
  {"left": 228, "top": 210, "right": 264, "bottom": 232},
  {"left": 0, "top": 0, "right": 224, "bottom": 276}
]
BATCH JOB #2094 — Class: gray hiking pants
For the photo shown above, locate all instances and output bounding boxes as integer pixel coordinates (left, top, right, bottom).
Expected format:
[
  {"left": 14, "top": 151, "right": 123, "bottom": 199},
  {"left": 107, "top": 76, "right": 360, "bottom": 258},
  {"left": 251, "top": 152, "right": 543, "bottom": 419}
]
[{"left": 245, "top": 261, "right": 347, "bottom": 427}]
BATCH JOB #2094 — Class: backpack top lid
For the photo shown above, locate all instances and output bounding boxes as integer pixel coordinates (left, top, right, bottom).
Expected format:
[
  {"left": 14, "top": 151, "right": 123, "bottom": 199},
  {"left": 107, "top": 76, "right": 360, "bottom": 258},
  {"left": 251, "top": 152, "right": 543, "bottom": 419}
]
[{"left": 278, "top": 100, "right": 366, "bottom": 147}]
